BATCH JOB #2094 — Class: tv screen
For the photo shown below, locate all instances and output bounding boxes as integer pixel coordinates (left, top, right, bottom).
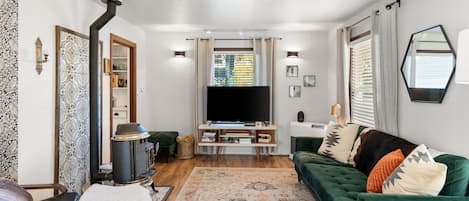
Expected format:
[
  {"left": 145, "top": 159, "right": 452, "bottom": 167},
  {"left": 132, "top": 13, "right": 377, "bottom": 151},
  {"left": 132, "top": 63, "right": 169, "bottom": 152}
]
[{"left": 207, "top": 86, "right": 270, "bottom": 122}]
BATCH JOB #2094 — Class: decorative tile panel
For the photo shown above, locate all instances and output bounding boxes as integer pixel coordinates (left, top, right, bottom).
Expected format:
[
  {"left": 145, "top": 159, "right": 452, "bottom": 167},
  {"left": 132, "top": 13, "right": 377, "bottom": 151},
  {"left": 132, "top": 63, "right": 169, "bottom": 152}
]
[
  {"left": 56, "top": 28, "right": 91, "bottom": 194},
  {"left": 0, "top": 0, "right": 18, "bottom": 181}
]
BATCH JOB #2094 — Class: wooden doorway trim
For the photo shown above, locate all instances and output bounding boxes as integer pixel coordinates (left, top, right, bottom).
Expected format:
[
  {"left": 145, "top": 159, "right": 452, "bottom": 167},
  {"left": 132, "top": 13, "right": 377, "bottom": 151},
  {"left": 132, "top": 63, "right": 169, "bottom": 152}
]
[{"left": 109, "top": 33, "right": 137, "bottom": 144}]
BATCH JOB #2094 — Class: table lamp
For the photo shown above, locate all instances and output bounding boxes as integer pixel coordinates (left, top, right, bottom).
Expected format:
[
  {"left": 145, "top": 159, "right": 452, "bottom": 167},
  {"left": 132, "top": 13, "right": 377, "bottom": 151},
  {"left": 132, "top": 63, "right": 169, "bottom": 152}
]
[
  {"left": 331, "top": 103, "right": 341, "bottom": 123},
  {"left": 456, "top": 29, "right": 469, "bottom": 84}
]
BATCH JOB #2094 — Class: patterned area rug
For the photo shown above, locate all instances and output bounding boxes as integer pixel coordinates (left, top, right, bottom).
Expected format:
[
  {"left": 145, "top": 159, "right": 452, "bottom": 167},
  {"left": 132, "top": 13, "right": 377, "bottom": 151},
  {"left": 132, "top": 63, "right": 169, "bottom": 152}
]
[{"left": 175, "top": 167, "right": 314, "bottom": 201}]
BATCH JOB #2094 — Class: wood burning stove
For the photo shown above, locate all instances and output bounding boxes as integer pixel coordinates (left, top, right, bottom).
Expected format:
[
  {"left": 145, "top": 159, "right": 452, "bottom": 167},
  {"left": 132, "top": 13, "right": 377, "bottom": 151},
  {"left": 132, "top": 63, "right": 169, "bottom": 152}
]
[{"left": 112, "top": 123, "right": 156, "bottom": 184}]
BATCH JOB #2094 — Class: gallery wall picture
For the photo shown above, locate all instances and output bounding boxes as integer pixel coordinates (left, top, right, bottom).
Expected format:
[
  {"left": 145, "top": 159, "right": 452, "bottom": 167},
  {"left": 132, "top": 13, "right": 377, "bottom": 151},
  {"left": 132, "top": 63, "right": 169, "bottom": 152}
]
[
  {"left": 286, "top": 65, "right": 299, "bottom": 77},
  {"left": 289, "top": 85, "right": 301, "bottom": 98},
  {"left": 304, "top": 75, "right": 316, "bottom": 87}
]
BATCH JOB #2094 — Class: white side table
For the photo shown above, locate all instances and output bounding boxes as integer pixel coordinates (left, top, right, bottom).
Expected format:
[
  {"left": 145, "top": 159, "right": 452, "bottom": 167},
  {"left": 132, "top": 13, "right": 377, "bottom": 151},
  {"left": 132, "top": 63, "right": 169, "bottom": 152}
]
[{"left": 289, "top": 121, "right": 327, "bottom": 159}]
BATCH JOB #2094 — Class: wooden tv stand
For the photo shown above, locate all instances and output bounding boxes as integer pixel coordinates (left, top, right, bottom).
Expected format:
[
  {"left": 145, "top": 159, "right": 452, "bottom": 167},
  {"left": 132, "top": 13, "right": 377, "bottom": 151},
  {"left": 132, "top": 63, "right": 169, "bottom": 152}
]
[{"left": 198, "top": 124, "right": 277, "bottom": 160}]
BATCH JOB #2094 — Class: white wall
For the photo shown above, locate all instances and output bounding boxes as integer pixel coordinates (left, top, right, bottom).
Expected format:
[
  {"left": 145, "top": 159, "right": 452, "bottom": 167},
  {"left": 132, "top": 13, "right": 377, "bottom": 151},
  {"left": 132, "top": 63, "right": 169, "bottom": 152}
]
[
  {"left": 142, "top": 31, "right": 195, "bottom": 136},
  {"left": 334, "top": 0, "right": 469, "bottom": 158},
  {"left": 273, "top": 31, "right": 330, "bottom": 154},
  {"left": 397, "top": 0, "right": 469, "bottom": 158},
  {"left": 142, "top": 30, "right": 331, "bottom": 154},
  {"left": 17, "top": 0, "right": 147, "bottom": 185}
]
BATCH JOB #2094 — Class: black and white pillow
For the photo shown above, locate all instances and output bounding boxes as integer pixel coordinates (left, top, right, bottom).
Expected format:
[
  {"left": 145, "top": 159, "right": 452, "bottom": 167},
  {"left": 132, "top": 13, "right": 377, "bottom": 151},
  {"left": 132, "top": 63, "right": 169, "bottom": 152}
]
[
  {"left": 383, "top": 144, "right": 447, "bottom": 195},
  {"left": 348, "top": 128, "right": 374, "bottom": 166},
  {"left": 318, "top": 123, "right": 360, "bottom": 163}
]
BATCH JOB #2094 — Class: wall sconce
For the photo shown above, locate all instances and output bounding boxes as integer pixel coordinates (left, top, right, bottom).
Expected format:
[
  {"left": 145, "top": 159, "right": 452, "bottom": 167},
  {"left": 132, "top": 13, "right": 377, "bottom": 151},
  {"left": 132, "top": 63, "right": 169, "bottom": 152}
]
[
  {"left": 287, "top": 51, "right": 299, "bottom": 58},
  {"left": 103, "top": 58, "right": 111, "bottom": 75},
  {"left": 174, "top": 51, "right": 186, "bottom": 58},
  {"left": 35, "top": 37, "right": 49, "bottom": 75}
]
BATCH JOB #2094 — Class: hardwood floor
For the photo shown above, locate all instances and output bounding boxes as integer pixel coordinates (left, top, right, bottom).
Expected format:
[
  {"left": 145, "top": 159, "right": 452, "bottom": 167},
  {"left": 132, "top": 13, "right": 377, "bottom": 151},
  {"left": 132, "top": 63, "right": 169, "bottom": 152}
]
[{"left": 151, "top": 155, "right": 294, "bottom": 201}]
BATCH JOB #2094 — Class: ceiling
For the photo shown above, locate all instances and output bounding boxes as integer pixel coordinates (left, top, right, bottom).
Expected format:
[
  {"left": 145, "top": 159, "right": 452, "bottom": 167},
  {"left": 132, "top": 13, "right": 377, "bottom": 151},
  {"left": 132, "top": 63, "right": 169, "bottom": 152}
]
[{"left": 111, "top": 0, "right": 384, "bottom": 32}]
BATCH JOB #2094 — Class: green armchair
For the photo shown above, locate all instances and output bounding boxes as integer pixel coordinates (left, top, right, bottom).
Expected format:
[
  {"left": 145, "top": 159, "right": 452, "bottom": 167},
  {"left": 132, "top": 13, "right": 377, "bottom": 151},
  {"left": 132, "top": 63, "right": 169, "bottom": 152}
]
[{"left": 148, "top": 131, "right": 179, "bottom": 163}]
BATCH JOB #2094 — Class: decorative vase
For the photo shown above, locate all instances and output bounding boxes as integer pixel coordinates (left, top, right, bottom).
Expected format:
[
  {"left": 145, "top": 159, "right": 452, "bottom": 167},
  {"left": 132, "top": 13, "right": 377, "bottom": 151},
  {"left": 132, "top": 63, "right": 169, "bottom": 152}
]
[{"left": 297, "top": 111, "right": 304, "bottom": 122}]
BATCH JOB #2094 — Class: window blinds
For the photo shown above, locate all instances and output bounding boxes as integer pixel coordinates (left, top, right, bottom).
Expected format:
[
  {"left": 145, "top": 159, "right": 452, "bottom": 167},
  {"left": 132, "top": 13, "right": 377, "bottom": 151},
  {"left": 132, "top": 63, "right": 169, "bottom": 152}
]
[
  {"left": 213, "top": 53, "right": 256, "bottom": 86},
  {"left": 350, "top": 39, "right": 375, "bottom": 127}
]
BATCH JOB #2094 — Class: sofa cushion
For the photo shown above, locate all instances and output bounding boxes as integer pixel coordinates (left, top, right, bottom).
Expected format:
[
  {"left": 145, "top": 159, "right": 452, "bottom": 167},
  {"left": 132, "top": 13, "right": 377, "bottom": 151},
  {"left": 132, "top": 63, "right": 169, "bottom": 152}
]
[
  {"left": 348, "top": 128, "right": 374, "bottom": 166},
  {"left": 367, "top": 149, "right": 405, "bottom": 193},
  {"left": 302, "top": 163, "right": 367, "bottom": 201},
  {"left": 318, "top": 123, "right": 361, "bottom": 163},
  {"left": 434, "top": 154, "right": 469, "bottom": 196},
  {"left": 293, "top": 151, "right": 349, "bottom": 171},
  {"left": 354, "top": 130, "right": 417, "bottom": 175},
  {"left": 383, "top": 144, "right": 447, "bottom": 196}
]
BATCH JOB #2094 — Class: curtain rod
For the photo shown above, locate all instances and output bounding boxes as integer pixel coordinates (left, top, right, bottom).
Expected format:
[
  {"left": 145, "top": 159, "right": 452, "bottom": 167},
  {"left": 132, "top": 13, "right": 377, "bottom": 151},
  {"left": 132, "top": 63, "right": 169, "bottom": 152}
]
[
  {"left": 185, "top": 37, "right": 282, "bottom": 41},
  {"left": 348, "top": 0, "right": 401, "bottom": 28}
]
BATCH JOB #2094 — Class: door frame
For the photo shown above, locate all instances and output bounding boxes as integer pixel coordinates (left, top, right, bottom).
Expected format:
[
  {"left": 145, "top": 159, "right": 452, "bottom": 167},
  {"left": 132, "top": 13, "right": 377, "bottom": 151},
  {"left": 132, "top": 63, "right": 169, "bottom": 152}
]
[{"left": 109, "top": 33, "right": 137, "bottom": 152}]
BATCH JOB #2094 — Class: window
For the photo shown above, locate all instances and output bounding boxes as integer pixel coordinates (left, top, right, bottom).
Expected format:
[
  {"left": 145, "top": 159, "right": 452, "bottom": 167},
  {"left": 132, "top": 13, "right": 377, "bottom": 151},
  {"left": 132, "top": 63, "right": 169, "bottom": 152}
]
[
  {"left": 350, "top": 39, "right": 375, "bottom": 127},
  {"left": 212, "top": 53, "right": 256, "bottom": 86}
]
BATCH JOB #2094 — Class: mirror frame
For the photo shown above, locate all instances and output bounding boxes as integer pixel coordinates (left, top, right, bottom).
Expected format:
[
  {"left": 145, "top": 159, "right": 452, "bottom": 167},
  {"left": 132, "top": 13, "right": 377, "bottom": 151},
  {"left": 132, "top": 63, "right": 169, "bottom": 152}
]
[{"left": 400, "top": 25, "right": 457, "bottom": 103}]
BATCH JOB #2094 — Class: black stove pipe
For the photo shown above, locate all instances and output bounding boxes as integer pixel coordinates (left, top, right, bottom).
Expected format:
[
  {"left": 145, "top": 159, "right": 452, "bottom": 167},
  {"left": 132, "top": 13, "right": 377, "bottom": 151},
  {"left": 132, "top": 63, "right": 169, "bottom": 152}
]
[{"left": 90, "top": 0, "right": 121, "bottom": 184}]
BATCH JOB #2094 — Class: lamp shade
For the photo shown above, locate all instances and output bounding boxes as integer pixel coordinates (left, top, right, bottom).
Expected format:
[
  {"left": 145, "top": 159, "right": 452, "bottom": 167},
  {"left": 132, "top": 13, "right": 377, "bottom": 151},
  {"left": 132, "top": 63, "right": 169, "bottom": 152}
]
[
  {"left": 456, "top": 29, "right": 469, "bottom": 84},
  {"left": 330, "top": 104, "right": 341, "bottom": 117}
]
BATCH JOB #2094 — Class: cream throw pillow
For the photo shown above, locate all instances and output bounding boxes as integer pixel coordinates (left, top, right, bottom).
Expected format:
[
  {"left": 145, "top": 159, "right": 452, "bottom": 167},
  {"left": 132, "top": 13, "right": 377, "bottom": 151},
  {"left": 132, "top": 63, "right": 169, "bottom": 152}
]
[
  {"left": 348, "top": 128, "right": 374, "bottom": 166},
  {"left": 382, "top": 144, "right": 447, "bottom": 196},
  {"left": 318, "top": 123, "right": 360, "bottom": 163}
]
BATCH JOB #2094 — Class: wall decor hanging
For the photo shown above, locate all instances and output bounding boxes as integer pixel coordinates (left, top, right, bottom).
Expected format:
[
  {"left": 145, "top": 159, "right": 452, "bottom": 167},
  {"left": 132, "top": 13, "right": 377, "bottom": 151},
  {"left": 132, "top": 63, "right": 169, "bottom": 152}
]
[
  {"left": 289, "top": 85, "right": 301, "bottom": 98},
  {"left": 303, "top": 75, "right": 316, "bottom": 87},
  {"left": 54, "top": 26, "right": 102, "bottom": 194},
  {"left": 286, "top": 65, "right": 299, "bottom": 77},
  {"left": 0, "top": 0, "right": 18, "bottom": 181}
]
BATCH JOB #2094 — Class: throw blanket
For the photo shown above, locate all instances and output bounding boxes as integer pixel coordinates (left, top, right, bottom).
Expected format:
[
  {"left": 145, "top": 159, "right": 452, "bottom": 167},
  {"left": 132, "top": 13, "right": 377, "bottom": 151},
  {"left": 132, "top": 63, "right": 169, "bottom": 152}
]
[{"left": 79, "top": 184, "right": 152, "bottom": 201}]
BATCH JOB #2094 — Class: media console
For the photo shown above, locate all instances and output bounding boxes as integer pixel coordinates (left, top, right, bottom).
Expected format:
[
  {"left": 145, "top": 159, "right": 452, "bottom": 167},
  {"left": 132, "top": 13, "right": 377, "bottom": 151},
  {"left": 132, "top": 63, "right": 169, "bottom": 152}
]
[{"left": 198, "top": 124, "right": 277, "bottom": 160}]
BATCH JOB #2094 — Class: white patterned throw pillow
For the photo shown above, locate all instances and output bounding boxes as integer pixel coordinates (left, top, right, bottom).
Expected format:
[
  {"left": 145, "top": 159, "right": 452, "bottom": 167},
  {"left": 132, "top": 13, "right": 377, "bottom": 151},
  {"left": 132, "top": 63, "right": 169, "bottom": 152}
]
[
  {"left": 347, "top": 127, "right": 374, "bottom": 166},
  {"left": 382, "top": 144, "right": 447, "bottom": 196},
  {"left": 318, "top": 123, "right": 360, "bottom": 163}
]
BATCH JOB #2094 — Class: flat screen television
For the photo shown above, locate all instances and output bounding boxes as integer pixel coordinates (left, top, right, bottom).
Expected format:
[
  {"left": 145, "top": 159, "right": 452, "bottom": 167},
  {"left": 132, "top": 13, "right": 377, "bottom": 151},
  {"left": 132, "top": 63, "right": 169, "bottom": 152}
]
[{"left": 207, "top": 86, "right": 270, "bottom": 122}]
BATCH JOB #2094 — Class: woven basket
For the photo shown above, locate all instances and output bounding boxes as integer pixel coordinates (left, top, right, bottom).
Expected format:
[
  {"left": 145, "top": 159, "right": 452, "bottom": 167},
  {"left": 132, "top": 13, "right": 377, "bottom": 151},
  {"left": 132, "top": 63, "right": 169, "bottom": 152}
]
[{"left": 177, "top": 137, "right": 194, "bottom": 159}]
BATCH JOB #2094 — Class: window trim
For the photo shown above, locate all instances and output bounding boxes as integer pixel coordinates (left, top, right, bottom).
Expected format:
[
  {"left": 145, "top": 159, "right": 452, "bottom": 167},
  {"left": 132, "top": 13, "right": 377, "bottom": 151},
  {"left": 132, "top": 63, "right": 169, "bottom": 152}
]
[{"left": 214, "top": 47, "right": 254, "bottom": 52}]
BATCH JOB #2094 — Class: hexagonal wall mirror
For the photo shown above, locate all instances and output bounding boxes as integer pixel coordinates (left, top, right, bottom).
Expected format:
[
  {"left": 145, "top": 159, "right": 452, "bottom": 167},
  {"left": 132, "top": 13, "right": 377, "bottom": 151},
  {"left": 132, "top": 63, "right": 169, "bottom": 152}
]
[{"left": 401, "top": 25, "right": 456, "bottom": 103}]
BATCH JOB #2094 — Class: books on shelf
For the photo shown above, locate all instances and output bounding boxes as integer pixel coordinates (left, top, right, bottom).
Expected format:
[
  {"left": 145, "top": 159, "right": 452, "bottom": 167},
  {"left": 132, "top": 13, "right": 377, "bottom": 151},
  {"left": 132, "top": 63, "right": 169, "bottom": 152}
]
[
  {"left": 239, "top": 138, "right": 252, "bottom": 144},
  {"left": 225, "top": 132, "right": 250, "bottom": 136},
  {"left": 201, "top": 132, "right": 217, "bottom": 143}
]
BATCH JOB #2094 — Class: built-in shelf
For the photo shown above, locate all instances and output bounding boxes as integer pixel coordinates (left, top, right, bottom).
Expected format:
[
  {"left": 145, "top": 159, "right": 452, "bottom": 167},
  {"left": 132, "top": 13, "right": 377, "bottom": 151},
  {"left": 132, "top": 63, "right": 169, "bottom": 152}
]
[
  {"left": 112, "top": 107, "right": 128, "bottom": 111},
  {"left": 113, "top": 87, "right": 128, "bottom": 90},
  {"left": 112, "top": 70, "right": 128, "bottom": 73}
]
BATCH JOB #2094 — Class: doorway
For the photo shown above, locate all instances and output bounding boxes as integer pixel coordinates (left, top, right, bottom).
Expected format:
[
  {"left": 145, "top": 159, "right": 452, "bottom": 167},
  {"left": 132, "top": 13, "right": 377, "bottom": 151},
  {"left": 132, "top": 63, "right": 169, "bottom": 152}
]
[{"left": 102, "top": 33, "right": 137, "bottom": 164}]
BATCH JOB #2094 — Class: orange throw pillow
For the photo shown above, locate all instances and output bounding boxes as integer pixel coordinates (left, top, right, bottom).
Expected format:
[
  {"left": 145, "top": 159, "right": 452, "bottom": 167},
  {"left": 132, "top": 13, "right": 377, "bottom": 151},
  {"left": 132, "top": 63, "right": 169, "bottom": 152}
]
[{"left": 367, "top": 149, "right": 405, "bottom": 193}]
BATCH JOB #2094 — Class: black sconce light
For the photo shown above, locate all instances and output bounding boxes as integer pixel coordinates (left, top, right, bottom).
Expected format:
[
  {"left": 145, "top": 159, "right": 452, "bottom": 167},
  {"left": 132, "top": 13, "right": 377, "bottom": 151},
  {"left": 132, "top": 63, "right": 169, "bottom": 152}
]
[
  {"left": 287, "top": 51, "right": 299, "bottom": 58},
  {"left": 174, "top": 51, "right": 186, "bottom": 57}
]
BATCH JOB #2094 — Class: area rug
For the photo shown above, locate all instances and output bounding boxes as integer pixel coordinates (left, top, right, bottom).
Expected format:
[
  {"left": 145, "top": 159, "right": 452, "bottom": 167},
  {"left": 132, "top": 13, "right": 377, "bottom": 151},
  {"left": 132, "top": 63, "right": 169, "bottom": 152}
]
[
  {"left": 175, "top": 167, "right": 314, "bottom": 201},
  {"left": 148, "top": 185, "right": 173, "bottom": 201}
]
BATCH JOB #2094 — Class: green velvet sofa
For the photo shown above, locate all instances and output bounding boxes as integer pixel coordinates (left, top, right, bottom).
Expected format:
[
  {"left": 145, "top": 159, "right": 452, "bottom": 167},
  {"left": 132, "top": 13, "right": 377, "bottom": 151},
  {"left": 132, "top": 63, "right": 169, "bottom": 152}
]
[{"left": 293, "top": 135, "right": 469, "bottom": 201}]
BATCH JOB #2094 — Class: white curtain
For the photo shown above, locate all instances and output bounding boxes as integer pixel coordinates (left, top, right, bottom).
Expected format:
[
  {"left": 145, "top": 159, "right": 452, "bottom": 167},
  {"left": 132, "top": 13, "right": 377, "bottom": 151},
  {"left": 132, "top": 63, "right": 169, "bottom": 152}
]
[
  {"left": 371, "top": 7, "right": 399, "bottom": 135},
  {"left": 337, "top": 28, "right": 349, "bottom": 124},
  {"left": 254, "top": 38, "right": 276, "bottom": 123},
  {"left": 194, "top": 38, "right": 214, "bottom": 153}
]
